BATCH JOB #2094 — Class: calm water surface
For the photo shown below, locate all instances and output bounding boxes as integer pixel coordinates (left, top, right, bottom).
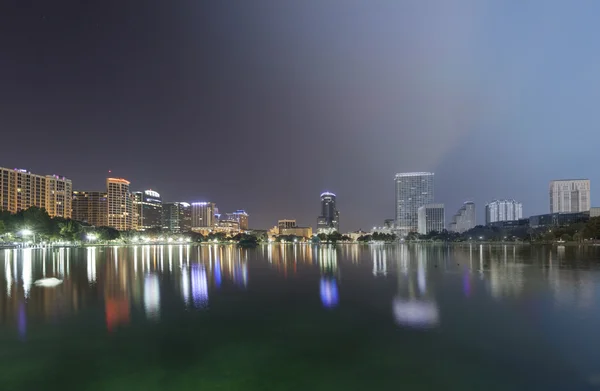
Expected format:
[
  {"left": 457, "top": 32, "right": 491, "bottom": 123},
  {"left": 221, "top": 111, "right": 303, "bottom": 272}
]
[{"left": 1, "top": 244, "right": 600, "bottom": 390}]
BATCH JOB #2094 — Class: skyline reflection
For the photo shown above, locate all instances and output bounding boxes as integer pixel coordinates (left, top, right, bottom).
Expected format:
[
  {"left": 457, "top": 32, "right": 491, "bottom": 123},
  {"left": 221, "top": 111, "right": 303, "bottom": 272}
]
[{"left": 0, "top": 244, "right": 597, "bottom": 335}]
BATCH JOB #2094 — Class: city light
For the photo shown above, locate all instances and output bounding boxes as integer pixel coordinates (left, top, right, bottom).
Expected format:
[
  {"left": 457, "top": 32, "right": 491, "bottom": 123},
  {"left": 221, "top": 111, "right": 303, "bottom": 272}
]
[
  {"left": 20, "top": 229, "right": 32, "bottom": 236},
  {"left": 86, "top": 234, "right": 97, "bottom": 241}
]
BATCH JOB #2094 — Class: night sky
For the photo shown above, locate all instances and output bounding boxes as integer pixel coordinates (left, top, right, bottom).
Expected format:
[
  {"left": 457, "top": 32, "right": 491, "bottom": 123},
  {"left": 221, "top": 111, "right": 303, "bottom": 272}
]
[{"left": 2, "top": 1, "right": 600, "bottom": 231}]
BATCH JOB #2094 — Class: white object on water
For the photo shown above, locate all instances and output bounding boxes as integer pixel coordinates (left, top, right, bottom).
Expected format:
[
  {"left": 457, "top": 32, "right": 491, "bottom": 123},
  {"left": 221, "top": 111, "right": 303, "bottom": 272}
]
[{"left": 34, "top": 278, "right": 63, "bottom": 287}]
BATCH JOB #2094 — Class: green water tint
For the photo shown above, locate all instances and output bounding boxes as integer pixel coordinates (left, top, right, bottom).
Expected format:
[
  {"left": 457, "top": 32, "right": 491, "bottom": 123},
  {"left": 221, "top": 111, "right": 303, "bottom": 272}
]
[{"left": 0, "top": 244, "right": 597, "bottom": 390}]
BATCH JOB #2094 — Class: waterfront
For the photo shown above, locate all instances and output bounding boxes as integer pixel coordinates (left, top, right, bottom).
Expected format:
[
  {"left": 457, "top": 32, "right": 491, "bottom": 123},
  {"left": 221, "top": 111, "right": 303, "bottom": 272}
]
[{"left": 1, "top": 244, "right": 600, "bottom": 390}]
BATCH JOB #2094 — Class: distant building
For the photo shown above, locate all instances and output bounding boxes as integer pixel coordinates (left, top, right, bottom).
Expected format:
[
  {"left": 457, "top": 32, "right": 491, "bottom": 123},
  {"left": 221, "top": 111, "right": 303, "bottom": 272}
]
[
  {"left": 395, "top": 172, "right": 434, "bottom": 235},
  {"left": 345, "top": 230, "right": 369, "bottom": 241},
  {"left": 72, "top": 191, "right": 108, "bottom": 227},
  {"left": 191, "top": 202, "right": 216, "bottom": 229},
  {"left": 449, "top": 201, "right": 476, "bottom": 233},
  {"left": 223, "top": 210, "right": 249, "bottom": 230},
  {"left": 549, "top": 179, "right": 590, "bottom": 213},
  {"left": 162, "top": 202, "right": 191, "bottom": 233},
  {"left": 214, "top": 219, "right": 240, "bottom": 234},
  {"left": 0, "top": 167, "right": 72, "bottom": 218},
  {"left": 278, "top": 219, "right": 297, "bottom": 230},
  {"left": 317, "top": 192, "right": 339, "bottom": 233},
  {"left": 383, "top": 219, "right": 395, "bottom": 229},
  {"left": 280, "top": 226, "right": 313, "bottom": 238},
  {"left": 417, "top": 204, "right": 445, "bottom": 235},
  {"left": 590, "top": 207, "right": 600, "bottom": 218},
  {"left": 485, "top": 200, "right": 522, "bottom": 225},
  {"left": 133, "top": 190, "right": 163, "bottom": 230},
  {"left": 487, "top": 218, "right": 529, "bottom": 229},
  {"left": 107, "top": 178, "right": 133, "bottom": 231},
  {"left": 529, "top": 212, "right": 589, "bottom": 228}
]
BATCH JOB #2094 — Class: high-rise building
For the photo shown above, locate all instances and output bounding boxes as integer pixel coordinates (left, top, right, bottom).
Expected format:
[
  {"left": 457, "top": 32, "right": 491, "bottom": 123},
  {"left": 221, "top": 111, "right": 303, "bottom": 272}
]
[
  {"left": 485, "top": 200, "right": 523, "bottom": 224},
  {"left": 162, "top": 202, "right": 191, "bottom": 233},
  {"left": 107, "top": 178, "right": 133, "bottom": 231},
  {"left": 395, "top": 172, "right": 434, "bottom": 235},
  {"left": 549, "top": 179, "right": 591, "bottom": 213},
  {"left": 133, "top": 190, "right": 163, "bottom": 230},
  {"left": 278, "top": 219, "right": 297, "bottom": 230},
  {"left": 72, "top": 191, "right": 108, "bottom": 226},
  {"left": 0, "top": 167, "right": 72, "bottom": 218},
  {"left": 317, "top": 192, "right": 339, "bottom": 233},
  {"left": 449, "top": 201, "right": 476, "bottom": 233},
  {"left": 417, "top": 204, "right": 445, "bottom": 235},
  {"left": 191, "top": 202, "right": 216, "bottom": 229},
  {"left": 224, "top": 210, "right": 249, "bottom": 230}
]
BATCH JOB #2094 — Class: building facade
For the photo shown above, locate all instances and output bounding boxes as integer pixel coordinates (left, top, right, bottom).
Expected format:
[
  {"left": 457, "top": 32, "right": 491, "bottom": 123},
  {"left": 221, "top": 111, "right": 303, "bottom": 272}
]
[
  {"left": 278, "top": 219, "right": 297, "bottom": 230},
  {"left": 449, "top": 201, "right": 476, "bottom": 233},
  {"left": 529, "top": 212, "right": 589, "bottom": 228},
  {"left": 395, "top": 172, "right": 434, "bottom": 236},
  {"left": 0, "top": 167, "right": 72, "bottom": 218},
  {"left": 417, "top": 204, "right": 445, "bottom": 235},
  {"left": 280, "top": 227, "right": 313, "bottom": 238},
  {"left": 590, "top": 207, "right": 600, "bottom": 218},
  {"left": 485, "top": 200, "right": 523, "bottom": 225},
  {"left": 133, "top": 190, "right": 163, "bottom": 230},
  {"left": 317, "top": 192, "right": 339, "bottom": 233},
  {"left": 223, "top": 210, "right": 249, "bottom": 230},
  {"left": 191, "top": 202, "right": 216, "bottom": 229},
  {"left": 107, "top": 178, "right": 133, "bottom": 231},
  {"left": 72, "top": 191, "right": 108, "bottom": 226},
  {"left": 162, "top": 202, "right": 191, "bottom": 233},
  {"left": 549, "top": 179, "right": 591, "bottom": 213}
]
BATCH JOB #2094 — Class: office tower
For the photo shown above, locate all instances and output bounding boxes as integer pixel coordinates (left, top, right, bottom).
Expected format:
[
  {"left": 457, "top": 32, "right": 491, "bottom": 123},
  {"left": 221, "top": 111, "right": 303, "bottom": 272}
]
[
  {"left": 0, "top": 167, "right": 72, "bottom": 218},
  {"left": 224, "top": 210, "right": 249, "bottom": 230},
  {"left": 549, "top": 179, "right": 591, "bottom": 213},
  {"left": 317, "top": 192, "right": 339, "bottom": 233},
  {"left": 107, "top": 178, "right": 133, "bottom": 231},
  {"left": 278, "top": 219, "right": 297, "bottom": 230},
  {"left": 133, "top": 190, "right": 163, "bottom": 230},
  {"left": 191, "top": 202, "right": 216, "bottom": 229},
  {"left": 395, "top": 172, "right": 434, "bottom": 235},
  {"left": 162, "top": 202, "right": 191, "bottom": 233},
  {"left": 72, "top": 191, "right": 108, "bottom": 226},
  {"left": 449, "top": 201, "right": 476, "bottom": 233},
  {"left": 485, "top": 200, "right": 523, "bottom": 224},
  {"left": 417, "top": 204, "right": 445, "bottom": 235}
]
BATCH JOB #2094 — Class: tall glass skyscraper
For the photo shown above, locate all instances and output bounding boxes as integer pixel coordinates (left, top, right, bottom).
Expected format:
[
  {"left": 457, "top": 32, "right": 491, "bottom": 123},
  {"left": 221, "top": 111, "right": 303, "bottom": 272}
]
[
  {"left": 133, "top": 190, "right": 163, "bottom": 230},
  {"left": 394, "top": 172, "right": 434, "bottom": 235},
  {"left": 317, "top": 192, "right": 339, "bottom": 233}
]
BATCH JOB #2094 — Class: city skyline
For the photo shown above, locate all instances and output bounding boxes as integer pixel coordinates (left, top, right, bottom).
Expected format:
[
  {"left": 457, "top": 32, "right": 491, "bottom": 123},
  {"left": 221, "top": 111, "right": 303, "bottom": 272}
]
[
  {"left": 4, "top": 2, "right": 600, "bottom": 230},
  {"left": 2, "top": 165, "right": 598, "bottom": 232}
]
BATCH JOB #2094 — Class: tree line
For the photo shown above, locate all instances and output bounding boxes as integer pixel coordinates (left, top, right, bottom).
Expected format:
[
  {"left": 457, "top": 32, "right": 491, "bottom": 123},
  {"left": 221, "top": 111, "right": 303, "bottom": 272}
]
[
  {"left": 406, "top": 217, "right": 600, "bottom": 243},
  {"left": 0, "top": 207, "right": 260, "bottom": 246}
]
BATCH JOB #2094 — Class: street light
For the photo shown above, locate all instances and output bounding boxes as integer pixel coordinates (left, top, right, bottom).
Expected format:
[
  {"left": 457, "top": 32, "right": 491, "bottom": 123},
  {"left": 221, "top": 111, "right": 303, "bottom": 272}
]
[
  {"left": 20, "top": 229, "right": 35, "bottom": 244},
  {"left": 87, "top": 234, "right": 97, "bottom": 242}
]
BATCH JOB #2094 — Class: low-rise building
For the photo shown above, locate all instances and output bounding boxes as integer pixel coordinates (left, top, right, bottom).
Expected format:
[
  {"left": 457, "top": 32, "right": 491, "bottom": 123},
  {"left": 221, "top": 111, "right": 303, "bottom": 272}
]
[
  {"left": 529, "top": 212, "right": 589, "bottom": 228},
  {"left": 280, "top": 226, "right": 313, "bottom": 238}
]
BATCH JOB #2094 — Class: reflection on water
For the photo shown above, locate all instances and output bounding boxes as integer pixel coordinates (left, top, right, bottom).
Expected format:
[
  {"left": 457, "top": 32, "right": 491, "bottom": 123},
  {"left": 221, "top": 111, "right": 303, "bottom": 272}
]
[
  {"left": 320, "top": 278, "right": 338, "bottom": 308},
  {"left": 0, "top": 244, "right": 600, "bottom": 389},
  {"left": 1, "top": 244, "right": 600, "bottom": 332},
  {"left": 393, "top": 245, "right": 439, "bottom": 328},
  {"left": 0, "top": 245, "right": 250, "bottom": 332}
]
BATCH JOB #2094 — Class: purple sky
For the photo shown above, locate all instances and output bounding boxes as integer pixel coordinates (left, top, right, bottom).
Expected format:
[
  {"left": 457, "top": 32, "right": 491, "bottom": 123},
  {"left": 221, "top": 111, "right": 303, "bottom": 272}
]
[{"left": 2, "top": 1, "right": 600, "bottom": 230}]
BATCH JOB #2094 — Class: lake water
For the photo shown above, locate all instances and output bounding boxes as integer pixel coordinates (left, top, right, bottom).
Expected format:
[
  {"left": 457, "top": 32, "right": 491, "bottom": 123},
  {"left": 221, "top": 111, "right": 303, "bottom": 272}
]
[{"left": 1, "top": 244, "right": 599, "bottom": 390}]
